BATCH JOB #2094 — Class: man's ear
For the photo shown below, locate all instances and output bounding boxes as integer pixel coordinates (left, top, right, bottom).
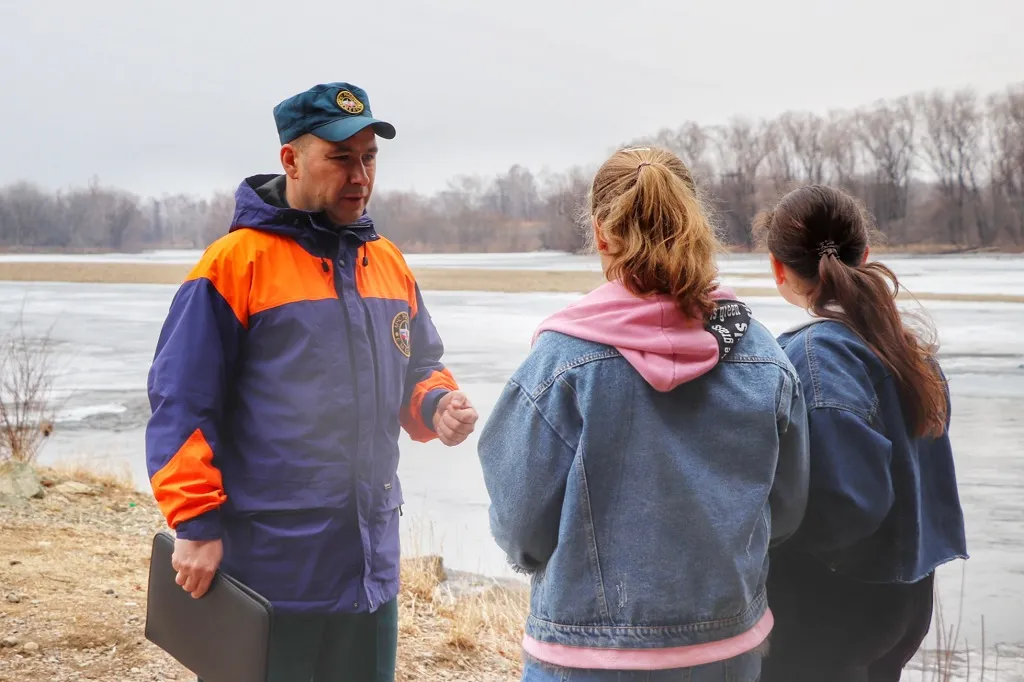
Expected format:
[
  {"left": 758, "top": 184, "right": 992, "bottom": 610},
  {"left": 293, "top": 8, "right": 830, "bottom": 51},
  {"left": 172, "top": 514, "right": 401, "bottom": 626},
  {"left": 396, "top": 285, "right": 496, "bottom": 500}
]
[{"left": 280, "top": 144, "right": 300, "bottom": 180}]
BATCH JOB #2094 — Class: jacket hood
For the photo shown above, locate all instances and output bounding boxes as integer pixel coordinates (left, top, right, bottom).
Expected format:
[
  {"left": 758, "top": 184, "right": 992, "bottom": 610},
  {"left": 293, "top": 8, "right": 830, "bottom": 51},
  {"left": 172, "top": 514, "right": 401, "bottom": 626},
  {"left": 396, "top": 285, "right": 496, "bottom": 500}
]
[
  {"left": 228, "top": 174, "right": 379, "bottom": 245},
  {"left": 533, "top": 280, "right": 753, "bottom": 391}
]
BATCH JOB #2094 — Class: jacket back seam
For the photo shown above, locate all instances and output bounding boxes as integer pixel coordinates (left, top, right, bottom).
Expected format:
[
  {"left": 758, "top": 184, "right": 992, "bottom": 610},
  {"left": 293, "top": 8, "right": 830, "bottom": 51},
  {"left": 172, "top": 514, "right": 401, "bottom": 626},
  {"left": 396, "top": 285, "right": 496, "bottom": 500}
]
[
  {"left": 528, "top": 348, "right": 622, "bottom": 400},
  {"left": 508, "top": 378, "right": 578, "bottom": 453}
]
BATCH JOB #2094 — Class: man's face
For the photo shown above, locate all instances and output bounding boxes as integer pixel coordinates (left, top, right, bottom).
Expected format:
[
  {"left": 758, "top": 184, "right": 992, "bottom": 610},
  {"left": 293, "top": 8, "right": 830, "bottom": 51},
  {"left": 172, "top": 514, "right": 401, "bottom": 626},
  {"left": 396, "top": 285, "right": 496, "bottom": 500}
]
[{"left": 284, "top": 127, "right": 378, "bottom": 226}]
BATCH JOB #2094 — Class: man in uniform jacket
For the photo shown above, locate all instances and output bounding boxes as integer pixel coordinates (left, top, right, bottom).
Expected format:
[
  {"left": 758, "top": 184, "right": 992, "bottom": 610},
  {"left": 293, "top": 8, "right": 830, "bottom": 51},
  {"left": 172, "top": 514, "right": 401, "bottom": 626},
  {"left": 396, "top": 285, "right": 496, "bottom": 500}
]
[{"left": 145, "top": 81, "right": 478, "bottom": 681}]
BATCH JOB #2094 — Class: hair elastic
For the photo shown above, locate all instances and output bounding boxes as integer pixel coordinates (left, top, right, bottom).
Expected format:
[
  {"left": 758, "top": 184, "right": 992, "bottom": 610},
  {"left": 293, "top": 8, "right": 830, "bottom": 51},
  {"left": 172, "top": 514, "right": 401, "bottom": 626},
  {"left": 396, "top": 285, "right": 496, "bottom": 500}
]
[{"left": 817, "top": 239, "right": 840, "bottom": 259}]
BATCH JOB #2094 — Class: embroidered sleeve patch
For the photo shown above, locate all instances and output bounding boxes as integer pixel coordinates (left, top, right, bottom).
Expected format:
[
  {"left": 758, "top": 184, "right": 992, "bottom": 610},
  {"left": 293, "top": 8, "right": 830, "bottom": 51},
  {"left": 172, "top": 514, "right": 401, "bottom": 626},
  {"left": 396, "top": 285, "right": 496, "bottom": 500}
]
[{"left": 392, "top": 311, "right": 411, "bottom": 357}]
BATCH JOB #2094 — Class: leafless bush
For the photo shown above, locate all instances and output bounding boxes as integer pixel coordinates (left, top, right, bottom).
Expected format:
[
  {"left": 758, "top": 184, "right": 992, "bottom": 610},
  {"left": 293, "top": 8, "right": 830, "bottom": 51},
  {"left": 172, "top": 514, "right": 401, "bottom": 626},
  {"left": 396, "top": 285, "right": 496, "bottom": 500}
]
[{"left": 0, "top": 306, "right": 60, "bottom": 464}]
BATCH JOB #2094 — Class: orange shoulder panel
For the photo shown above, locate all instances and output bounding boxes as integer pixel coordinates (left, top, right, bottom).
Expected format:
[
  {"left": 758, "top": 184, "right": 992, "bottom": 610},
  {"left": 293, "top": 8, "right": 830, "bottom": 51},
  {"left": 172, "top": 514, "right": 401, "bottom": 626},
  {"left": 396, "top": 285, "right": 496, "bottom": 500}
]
[
  {"left": 185, "top": 230, "right": 255, "bottom": 328},
  {"left": 355, "top": 237, "right": 419, "bottom": 317},
  {"left": 244, "top": 231, "right": 339, "bottom": 317},
  {"left": 190, "top": 228, "right": 340, "bottom": 320}
]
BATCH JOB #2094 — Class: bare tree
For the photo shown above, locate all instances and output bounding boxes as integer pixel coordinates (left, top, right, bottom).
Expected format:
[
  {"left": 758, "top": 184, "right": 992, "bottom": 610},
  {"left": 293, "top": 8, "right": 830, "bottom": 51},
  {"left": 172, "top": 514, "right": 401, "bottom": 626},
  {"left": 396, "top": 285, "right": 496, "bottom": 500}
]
[
  {"left": 0, "top": 182, "right": 59, "bottom": 247},
  {"left": 782, "top": 112, "right": 829, "bottom": 185},
  {"left": 856, "top": 97, "right": 917, "bottom": 240},
  {"left": 822, "top": 110, "right": 860, "bottom": 191},
  {"left": 713, "top": 118, "right": 772, "bottom": 245},
  {"left": 916, "top": 89, "right": 988, "bottom": 245},
  {"left": 487, "top": 165, "right": 540, "bottom": 221},
  {"left": 539, "top": 166, "right": 591, "bottom": 253},
  {"left": 105, "top": 191, "right": 144, "bottom": 250},
  {"left": 987, "top": 84, "right": 1024, "bottom": 244},
  {"left": 199, "top": 192, "right": 235, "bottom": 246},
  {"left": 764, "top": 117, "right": 797, "bottom": 196},
  {"left": 0, "top": 309, "right": 60, "bottom": 465}
]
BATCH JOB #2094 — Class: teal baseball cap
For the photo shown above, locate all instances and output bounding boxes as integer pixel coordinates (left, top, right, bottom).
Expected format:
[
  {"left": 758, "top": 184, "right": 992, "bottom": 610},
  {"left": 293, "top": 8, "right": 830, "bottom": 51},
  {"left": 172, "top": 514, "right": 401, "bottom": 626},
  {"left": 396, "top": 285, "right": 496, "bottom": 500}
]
[{"left": 273, "top": 82, "right": 396, "bottom": 145}]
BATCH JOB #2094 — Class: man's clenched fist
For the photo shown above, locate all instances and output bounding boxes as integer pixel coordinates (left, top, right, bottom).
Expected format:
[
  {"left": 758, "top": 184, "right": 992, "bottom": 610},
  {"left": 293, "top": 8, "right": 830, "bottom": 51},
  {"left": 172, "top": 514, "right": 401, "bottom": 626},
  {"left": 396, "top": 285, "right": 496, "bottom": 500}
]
[
  {"left": 172, "top": 538, "right": 223, "bottom": 599},
  {"left": 433, "top": 390, "right": 479, "bottom": 446}
]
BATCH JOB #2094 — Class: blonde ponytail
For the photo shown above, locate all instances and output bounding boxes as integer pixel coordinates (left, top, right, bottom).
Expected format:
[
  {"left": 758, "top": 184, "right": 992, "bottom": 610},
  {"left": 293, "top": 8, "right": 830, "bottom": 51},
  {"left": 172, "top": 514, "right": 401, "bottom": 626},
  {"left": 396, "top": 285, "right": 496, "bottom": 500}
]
[{"left": 590, "top": 147, "right": 722, "bottom": 319}]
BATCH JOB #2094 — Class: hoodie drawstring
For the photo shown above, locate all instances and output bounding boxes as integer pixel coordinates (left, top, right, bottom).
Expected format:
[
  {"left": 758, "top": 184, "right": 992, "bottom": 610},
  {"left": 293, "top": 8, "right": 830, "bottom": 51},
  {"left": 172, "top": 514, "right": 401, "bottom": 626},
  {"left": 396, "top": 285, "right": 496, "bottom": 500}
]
[{"left": 361, "top": 243, "right": 369, "bottom": 267}]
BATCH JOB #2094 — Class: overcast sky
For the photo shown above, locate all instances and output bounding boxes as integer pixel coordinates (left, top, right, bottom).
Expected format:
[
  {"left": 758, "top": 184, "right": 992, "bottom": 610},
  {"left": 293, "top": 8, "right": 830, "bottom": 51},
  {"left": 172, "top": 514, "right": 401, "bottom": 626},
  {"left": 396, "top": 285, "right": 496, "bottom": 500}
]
[{"left": 1, "top": 0, "right": 1020, "bottom": 199}]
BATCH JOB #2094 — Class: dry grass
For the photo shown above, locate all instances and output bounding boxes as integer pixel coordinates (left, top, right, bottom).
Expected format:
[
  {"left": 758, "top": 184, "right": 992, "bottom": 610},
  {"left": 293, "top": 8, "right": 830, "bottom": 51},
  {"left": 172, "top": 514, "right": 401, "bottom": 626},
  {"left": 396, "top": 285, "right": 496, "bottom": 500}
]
[
  {"left": 395, "top": 554, "right": 529, "bottom": 682},
  {"left": 0, "top": 466, "right": 529, "bottom": 682},
  {"left": 44, "top": 461, "right": 135, "bottom": 490},
  {"left": 3, "top": 467, "right": 1013, "bottom": 681},
  {"left": 0, "top": 261, "right": 1021, "bottom": 303}
]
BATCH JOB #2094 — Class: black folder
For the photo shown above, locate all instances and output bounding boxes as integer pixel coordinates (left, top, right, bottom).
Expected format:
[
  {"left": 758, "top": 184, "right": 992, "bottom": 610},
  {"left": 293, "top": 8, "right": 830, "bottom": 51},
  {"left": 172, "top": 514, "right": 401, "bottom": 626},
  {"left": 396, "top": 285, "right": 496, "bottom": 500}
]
[{"left": 145, "top": 531, "right": 273, "bottom": 682}]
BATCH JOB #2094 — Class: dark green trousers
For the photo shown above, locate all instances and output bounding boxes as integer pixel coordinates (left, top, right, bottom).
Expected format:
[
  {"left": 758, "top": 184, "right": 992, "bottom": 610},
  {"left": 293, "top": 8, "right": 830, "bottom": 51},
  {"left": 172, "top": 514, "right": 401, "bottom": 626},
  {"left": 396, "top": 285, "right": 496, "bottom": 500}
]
[{"left": 199, "top": 598, "right": 398, "bottom": 682}]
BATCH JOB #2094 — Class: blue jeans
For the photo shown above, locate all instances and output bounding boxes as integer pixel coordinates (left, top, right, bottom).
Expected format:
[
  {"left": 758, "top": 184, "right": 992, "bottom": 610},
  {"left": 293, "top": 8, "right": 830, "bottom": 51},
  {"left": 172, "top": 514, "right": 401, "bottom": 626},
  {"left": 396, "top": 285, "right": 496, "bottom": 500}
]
[{"left": 521, "top": 651, "right": 762, "bottom": 682}]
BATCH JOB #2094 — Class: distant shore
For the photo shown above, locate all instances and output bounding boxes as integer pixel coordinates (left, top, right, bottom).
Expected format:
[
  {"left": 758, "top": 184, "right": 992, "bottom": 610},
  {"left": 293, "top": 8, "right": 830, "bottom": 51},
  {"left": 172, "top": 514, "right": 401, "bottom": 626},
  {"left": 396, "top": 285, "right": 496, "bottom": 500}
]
[
  {"left": 1, "top": 261, "right": 1022, "bottom": 303},
  {"left": 0, "top": 244, "right": 1021, "bottom": 256}
]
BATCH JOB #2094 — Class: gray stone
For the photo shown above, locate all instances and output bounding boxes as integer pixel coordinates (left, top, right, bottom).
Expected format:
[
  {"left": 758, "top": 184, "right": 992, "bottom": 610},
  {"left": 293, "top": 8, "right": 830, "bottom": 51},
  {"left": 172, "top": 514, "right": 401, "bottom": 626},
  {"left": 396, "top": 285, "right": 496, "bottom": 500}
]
[
  {"left": 1, "top": 636, "right": 18, "bottom": 648},
  {"left": 0, "top": 461, "right": 43, "bottom": 500},
  {"left": 55, "top": 481, "right": 99, "bottom": 496},
  {"left": 404, "top": 554, "right": 447, "bottom": 584}
]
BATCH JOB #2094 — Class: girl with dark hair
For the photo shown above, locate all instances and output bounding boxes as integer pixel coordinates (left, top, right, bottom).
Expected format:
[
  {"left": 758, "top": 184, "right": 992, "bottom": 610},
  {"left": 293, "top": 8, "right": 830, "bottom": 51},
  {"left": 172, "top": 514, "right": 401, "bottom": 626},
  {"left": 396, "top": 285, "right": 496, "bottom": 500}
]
[{"left": 755, "top": 185, "right": 969, "bottom": 681}]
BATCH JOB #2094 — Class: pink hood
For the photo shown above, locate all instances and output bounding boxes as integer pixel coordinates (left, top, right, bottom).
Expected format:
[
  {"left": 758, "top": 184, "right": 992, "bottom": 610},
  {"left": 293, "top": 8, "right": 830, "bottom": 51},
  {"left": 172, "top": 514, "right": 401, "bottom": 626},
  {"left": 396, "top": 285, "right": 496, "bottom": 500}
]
[{"left": 533, "top": 281, "right": 751, "bottom": 392}]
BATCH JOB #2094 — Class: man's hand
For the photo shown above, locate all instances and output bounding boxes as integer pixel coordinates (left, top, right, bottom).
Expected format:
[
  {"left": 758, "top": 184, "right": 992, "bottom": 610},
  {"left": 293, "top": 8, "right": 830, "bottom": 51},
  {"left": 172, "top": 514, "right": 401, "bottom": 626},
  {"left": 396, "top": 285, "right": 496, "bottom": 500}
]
[
  {"left": 171, "top": 538, "right": 223, "bottom": 599},
  {"left": 433, "top": 390, "right": 479, "bottom": 446}
]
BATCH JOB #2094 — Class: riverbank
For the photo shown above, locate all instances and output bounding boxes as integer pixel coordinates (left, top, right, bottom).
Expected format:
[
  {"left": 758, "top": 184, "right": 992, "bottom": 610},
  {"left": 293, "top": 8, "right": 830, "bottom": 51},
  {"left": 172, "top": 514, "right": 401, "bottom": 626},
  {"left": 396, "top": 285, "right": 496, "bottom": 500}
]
[
  {"left": 0, "top": 465, "right": 528, "bottom": 681},
  {"left": 0, "top": 261, "right": 1022, "bottom": 303},
  {"left": 1, "top": 464, "right": 1021, "bottom": 681}
]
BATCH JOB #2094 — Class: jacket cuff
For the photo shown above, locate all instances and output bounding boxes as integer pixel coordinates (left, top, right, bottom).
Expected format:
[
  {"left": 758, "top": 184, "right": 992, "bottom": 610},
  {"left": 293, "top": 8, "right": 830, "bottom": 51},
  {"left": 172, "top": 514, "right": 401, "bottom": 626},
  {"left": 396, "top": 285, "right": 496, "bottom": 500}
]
[
  {"left": 421, "top": 388, "right": 450, "bottom": 432},
  {"left": 174, "top": 509, "right": 223, "bottom": 541}
]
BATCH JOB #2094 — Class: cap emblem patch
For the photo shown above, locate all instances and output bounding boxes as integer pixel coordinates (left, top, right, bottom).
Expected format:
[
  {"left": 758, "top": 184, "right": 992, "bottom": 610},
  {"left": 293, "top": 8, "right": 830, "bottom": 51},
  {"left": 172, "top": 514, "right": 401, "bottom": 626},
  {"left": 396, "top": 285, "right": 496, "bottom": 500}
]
[{"left": 336, "top": 90, "right": 365, "bottom": 115}]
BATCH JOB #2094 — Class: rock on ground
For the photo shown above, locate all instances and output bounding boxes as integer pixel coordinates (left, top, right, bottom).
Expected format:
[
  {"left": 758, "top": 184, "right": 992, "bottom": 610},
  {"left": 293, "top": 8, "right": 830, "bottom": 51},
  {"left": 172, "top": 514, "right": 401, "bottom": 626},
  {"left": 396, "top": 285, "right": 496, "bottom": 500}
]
[{"left": 0, "top": 462, "right": 43, "bottom": 501}]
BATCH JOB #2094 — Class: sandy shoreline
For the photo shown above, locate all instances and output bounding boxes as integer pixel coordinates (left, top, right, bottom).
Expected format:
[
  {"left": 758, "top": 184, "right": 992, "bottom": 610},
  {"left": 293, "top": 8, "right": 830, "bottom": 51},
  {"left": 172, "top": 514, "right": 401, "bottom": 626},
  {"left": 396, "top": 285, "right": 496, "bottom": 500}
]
[{"left": 1, "top": 261, "right": 1021, "bottom": 304}]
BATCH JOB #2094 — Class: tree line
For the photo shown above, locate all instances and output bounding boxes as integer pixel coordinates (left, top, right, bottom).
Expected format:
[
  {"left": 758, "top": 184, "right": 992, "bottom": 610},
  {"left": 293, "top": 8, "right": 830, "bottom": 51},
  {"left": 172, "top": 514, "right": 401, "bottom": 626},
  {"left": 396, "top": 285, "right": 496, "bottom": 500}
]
[{"left": 1, "top": 82, "right": 1021, "bottom": 254}]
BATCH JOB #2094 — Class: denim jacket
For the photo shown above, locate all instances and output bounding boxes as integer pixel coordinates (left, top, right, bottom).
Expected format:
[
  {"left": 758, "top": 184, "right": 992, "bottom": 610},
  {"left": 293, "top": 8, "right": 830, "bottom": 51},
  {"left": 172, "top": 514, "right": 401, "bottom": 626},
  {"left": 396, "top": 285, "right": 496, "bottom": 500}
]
[
  {"left": 774, "top": 319, "right": 968, "bottom": 584},
  {"left": 477, "top": 283, "right": 810, "bottom": 650}
]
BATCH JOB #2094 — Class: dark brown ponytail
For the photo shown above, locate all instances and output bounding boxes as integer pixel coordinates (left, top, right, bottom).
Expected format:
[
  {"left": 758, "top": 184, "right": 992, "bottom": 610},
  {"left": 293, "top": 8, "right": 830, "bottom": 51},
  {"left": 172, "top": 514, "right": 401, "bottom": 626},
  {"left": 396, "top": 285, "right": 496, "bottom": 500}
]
[{"left": 754, "top": 185, "right": 948, "bottom": 438}]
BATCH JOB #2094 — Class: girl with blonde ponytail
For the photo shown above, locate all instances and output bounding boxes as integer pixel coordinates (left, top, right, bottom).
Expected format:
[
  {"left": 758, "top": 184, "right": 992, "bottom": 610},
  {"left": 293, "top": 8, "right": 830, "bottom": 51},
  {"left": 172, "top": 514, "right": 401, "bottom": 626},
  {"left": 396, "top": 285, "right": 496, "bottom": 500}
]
[{"left": 477, "top": 146, "right": 811, "bottom": 682}]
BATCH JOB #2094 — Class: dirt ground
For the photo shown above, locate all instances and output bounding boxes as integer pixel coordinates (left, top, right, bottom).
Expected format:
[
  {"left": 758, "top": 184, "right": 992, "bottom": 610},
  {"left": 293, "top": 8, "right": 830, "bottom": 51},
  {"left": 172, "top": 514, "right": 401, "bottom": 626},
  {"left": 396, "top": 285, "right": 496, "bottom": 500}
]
[{"left": 0, "top": 467, "right": 528, "bottom": 682}]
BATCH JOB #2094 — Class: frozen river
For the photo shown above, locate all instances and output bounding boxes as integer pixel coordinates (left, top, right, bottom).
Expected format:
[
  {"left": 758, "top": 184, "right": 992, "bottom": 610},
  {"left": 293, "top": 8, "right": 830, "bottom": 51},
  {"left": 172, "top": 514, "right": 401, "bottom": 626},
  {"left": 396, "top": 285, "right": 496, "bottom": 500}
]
[
  {"left": 1, "top": 251, "right": 1022, "bottom": 677},
  {"left": 3, "top": 249, "right": 1023, "bottom": 298}
]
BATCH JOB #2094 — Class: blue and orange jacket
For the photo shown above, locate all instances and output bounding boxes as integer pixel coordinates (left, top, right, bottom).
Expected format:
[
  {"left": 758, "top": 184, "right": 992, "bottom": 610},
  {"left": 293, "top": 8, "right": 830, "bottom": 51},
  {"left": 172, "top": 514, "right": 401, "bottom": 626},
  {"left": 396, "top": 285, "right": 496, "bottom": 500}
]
[{"left": 145, "top": 174, "right": 459, "bottom": 615}]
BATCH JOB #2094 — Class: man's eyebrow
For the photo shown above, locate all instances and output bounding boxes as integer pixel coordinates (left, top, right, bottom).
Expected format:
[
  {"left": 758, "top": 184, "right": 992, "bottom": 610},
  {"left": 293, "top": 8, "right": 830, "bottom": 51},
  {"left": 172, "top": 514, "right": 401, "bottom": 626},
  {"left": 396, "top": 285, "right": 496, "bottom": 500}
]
[{"left": 329, "top": 144, "right": 379, "bottom": 154}]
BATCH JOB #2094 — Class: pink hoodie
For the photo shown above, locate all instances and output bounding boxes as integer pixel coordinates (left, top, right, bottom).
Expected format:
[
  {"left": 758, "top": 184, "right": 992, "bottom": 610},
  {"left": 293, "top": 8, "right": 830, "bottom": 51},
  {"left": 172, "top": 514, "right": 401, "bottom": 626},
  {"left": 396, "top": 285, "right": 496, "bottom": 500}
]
[
  {"left": 523, "top": 279, "right": 770, "bottom": 671},
  {"left": 533, "top": 280, "right": 750, "bottom": 391}
]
